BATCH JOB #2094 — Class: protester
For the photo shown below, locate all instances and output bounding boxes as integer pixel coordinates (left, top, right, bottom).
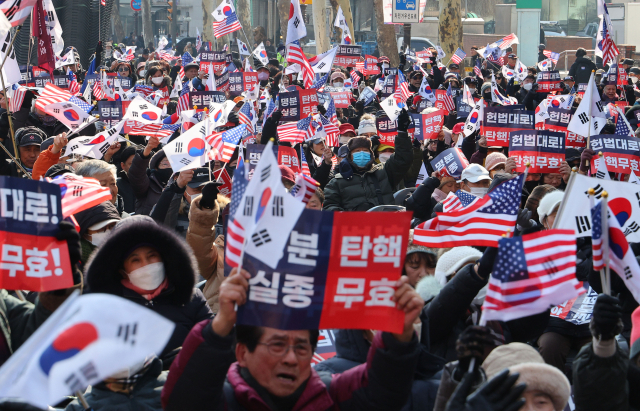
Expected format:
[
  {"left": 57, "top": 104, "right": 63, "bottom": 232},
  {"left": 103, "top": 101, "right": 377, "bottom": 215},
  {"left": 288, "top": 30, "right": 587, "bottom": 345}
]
[
  {"left": 74, "top": 160, "right": 130, "bottom": 218},
  {"left": 0, "top": 127, "right": 46, "bottom": 178},
  {"left": 116, "top": 146, "right": 138, "bottom": 214},
  {"left": 128, "top": 136, "right": 173, "bottom": 215}
]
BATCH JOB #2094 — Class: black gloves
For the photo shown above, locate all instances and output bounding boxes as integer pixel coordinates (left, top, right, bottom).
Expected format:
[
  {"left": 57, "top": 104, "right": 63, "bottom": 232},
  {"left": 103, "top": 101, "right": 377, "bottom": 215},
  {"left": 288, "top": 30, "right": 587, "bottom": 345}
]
[
  {"left": 316, "top": 104, "right": 327, "bottom": 115},
  {"left": 590, "top": 294, "right": 623, "bottom": 340},
  {"left": 397, "top": 109, "right": 411, "bottom": 133},
  {"left": 580, "top": 148, "right": 596, "bottom": 173},
  {"left": 454, "top": 325, "right": 496, "bottom": 380},
  {"left": 446, "top": 369, "right": 526, "bottom": 411},
  {"left": 517, "top": 208, "right": 533, "bottom": 229},
  {"left": 200, "top": 181, "right": 222, "bottom": 210},
  {"left": 531, "top": 83, "right": 539, "bottom": 92},
  {"left": 476, "top": 247, "right": 498, "bottom": 280},
  {"left": 227, "top": 111, "right": 239, "bottom": 125},
  {"left": 270, "top": 110, "right": 283, "bottom": 123}
]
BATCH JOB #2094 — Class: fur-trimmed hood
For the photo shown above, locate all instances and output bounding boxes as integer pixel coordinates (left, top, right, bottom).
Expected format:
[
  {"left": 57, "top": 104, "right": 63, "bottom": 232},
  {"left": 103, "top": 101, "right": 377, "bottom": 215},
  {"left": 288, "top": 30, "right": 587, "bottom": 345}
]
[{"left": 85, "top": 219, "right": 198, "bottom": 304}]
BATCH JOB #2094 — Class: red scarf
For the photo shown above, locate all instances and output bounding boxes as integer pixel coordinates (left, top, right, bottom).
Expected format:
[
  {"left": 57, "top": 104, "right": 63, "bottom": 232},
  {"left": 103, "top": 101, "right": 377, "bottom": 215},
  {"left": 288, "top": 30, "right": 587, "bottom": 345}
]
[{"left": 121, "top": 277, "right": 169, "bottom": 300}]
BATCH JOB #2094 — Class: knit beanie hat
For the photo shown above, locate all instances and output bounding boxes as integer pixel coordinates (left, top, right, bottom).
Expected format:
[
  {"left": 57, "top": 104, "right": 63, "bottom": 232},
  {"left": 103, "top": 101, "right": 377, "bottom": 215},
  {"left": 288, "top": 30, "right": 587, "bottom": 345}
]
[
  {"left": 347, "top": 136, "right": 373, "bottom": 155},
  {"left": 358, "top": 119, "right": 377, "bottom": 135},
  {"left": 538, "top": 190, "right": 564, "bottom": 224},
  {"left": 434, "top": 246, "right": 482, "bottom": 285},
  {"left": 482, "top": 342, "right": 544, "bottom": 379},
  {"left": 630, "top": 305, "right": 640, "bottom": 359},
  {"left": 481, "top": 82, "right": 492, "bottom": 94},
  {"left": 415, "top": 275, "right": 444, "bottom": 301},
  {"left": 484, "top": 152, "right": 508, "bottom": 171},
  {"left": 509, "top": 363, "right": 571, "bottom": 411}
]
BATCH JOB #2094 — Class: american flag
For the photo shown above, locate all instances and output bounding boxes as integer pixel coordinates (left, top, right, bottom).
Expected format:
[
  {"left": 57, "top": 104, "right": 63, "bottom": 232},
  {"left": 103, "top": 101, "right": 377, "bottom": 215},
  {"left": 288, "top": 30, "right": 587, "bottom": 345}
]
[
  {"left": 413, "top": 173, "right": 524, "bottom": 247},
  {"left": 615, "top": 108, "right": 634, "bottom": 136},
  {"left": 9, "top": 84, "right": 28, "bottom": 113},
  {"left": 598, "top": 5, "right": 620, "bottom": 65},
  {"left": 207, "top": 124, "right": 247, "bottom": 162},
  {"left": 450, "top": 48, "right": 467, "bottom": 64},
  {"left": 128, "top": 123, "right": 180, "bottom": 139},
  {"left": 157, "top": 49, "right": 179, "bottom": 61},
  {"left": 177, "top": 82, "right": 191, "bottom": 115},
  {"left": 395, "top": 71, "right": 411, "bottom": 104},
  {"left": 591, "top": 201, "right": 605, "bottom": 271},
  {"left": 323, "top": 98, "right": 339, "bottom": 147},
  {"left": 482, "top": 229, "right": 583, "bottom": 322},
  {"left": 443, "top": 83, "right": 456, "bottom": 112},
  {"left": 313, "top": 71, "right": 330, "bottom": 90},
  {"left": 442, "top": 190, "right": 479, "bottom": 212},
  {"left": 350, "top": 70, "right": 360, "bottom": 85},
  {"left": 48, "top": 173, "right": 113, "bottom": 218},
  {"left": 93, "top": 79, "right": 105, "bottom": 100},
  {"left": 286, "top": 41, "right": 315, "bottom": 89},
  {"left": 300, "top": 148, "right": 311, "bottom": 176},
  {"left": 277, "top": 116, "right": 314, "bottom": 145},
  {"left": 238, "top": 100, "right": 256, "bottom": 130},
  {"left": 542, "top": 50, "right": 560, "bottom": 64},
  {"left": 494, "top": 33, "right": 518, "bottom": 50},
  {"left": 290, "top": 173, "right": 319, "bottom": 204},
  {"left": 36, "top": 83, "right": 81, "bottom": 112},
  {"left": 213, "top": 9, "right": 242, "bottom": 38},
  {"left": 179, "top": 52, "right": 194, "bottom": 79},
  {"left": 226, "top": 159, "right": 248, "bottom": 267},
  {"left": 474, "top": 58, "right": 484, "bottom": 79},
  {"left": 67, "top": 69, "right": 80, "bottom": 95}
]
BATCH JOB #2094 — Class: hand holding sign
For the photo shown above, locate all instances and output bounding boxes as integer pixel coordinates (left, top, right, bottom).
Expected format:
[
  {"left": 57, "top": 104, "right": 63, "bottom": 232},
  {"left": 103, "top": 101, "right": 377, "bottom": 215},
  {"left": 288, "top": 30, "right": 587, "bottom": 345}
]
[
  {"left": 391, "top": 276, "right": 424, "bottom": 342},
  {"left": 212, "top": 267, "right": 251, "bottom": 337}
]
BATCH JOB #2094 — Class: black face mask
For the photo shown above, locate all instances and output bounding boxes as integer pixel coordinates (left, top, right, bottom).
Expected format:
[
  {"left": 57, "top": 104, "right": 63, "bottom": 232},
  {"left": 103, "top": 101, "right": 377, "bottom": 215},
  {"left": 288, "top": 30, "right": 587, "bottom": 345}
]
[
  {"left": 482, "top": 92, "right": 491, "bottom": 101},
  {"left": 155, "top": 168, "right": 173, "bottom": 186},
  {"left": 227, "top": 165, "right": 236, "bottom": 179},
  {"left": 259, "top": 79, "right": 269, "bottom": 87},
  {"left": 269, "top": 67, "right": 279, "bottom": 77},
  {"left": 524, "top": 179, "right": 539, "bottom": 193}
]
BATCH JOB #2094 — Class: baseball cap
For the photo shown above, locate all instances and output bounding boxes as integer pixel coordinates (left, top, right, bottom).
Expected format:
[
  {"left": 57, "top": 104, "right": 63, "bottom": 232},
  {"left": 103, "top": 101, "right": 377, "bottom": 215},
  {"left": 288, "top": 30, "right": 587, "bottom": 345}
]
[
  {"left": 337, "top": 145, "right": 349, "bottom": 158},
  {"left": 452, "top": 122, "right": 465, "bottom": 134},
  {"left": 459, "top": 164, "right": 491, "bottom": 183},
  {"left": 44, "top": 163, "right": 74, "bottom": 178},
  {"left": 563, "top": 76, "right": 574, "bottom": 81},
  {"left": 448, "top": 63, "right": 460, "bottom": 70},
  {"left": 339, "top": 123, "right": 356, "bottom": 136},
  {"left": 187, "top": 168, "right": 212, "bottom": 188},
  {"left": 88, "top": 219, "right": 120, "bottom": 231},
  {"left": 508, "top": 53, "right": 517, "bottom": 59},
  {"left": 18, "top": 131, "right": 44, "bottom": 147}
]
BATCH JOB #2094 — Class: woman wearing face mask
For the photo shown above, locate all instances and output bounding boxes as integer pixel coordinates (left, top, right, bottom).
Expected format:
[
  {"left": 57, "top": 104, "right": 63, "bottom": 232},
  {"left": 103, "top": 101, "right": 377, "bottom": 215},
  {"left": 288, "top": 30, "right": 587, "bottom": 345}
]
[
  {"left": 74, "top": 201, "right": 121, "bottom": 265},
  {"left": 330, "top": 71, "right": 346, "bottom": 89},
  {"left": 85, "top": 218, "right": 213, "bottom": 368},
  {"left": 136, "top": 62, "right": 147, "bottom": 84},
  {"left": 324, "top": 110, "right": 414, "bottom": 211},
  {"left": 459, "top": 164, "right": 492, "bottom": 198},
  {"left": 376, "top": 144, "right": 394, "bottom": 164},
  {"left": 145, "top": 66, "right": 172, "bottom": 95},
  {"left": 300, "top": 138, "right": 336, "bottom": 189},
  {"left": 127, "top": 135, "right": 174, "bottom": 215},
  {"left": 255, "top": 65, "right": 271, "bottom": 87},
  {"left": 114, "top": 61, "right": 137, "bottom": 83}
]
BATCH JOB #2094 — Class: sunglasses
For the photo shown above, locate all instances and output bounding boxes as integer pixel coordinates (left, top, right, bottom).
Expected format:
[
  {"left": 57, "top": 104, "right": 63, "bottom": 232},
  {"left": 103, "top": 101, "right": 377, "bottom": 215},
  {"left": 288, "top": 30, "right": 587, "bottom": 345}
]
[{"left": 118, "top": 67, "right": 129, "bottom": 72}]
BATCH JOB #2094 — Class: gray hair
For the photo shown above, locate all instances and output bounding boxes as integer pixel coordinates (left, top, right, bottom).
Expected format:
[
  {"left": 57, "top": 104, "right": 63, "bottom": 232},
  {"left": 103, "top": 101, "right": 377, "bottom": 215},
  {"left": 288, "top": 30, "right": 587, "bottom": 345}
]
[{"left": 74, "top": 159, "right": 117, "bottom": 179}]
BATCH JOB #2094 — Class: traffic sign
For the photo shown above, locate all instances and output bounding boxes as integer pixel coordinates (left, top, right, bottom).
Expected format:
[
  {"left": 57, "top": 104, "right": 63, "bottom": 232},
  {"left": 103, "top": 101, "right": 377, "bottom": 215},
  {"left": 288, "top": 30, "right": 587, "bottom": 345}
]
[
  {"left": 392, "top": 0, "right": 419, "bottom": 23},
  {"left": 131, "top": 0, "right": 141, "bottom": 11}
]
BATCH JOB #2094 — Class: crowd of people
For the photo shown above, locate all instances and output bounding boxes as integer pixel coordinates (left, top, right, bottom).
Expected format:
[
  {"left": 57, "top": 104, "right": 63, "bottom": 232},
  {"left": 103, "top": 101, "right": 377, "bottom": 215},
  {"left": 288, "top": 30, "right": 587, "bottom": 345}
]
[{"left": 1, "top": 37, "right": 640, "bottom": 411}]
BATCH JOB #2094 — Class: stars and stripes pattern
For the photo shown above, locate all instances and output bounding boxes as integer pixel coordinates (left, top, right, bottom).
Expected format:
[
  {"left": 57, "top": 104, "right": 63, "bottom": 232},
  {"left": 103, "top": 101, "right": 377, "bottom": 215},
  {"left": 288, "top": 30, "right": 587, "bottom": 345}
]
[
  {"left": 48, "top": 173, "right": 113, "bottom": 218},
  {"left": 450, "top": 48, "right": 467, "bottom": 64},
  {"left": 9, "top": 84, "right": 27, "bottom": 113},
  {"left": 615, "top": 108, "right": 634, "bottom": 136},
  {"left": 226, "top": 159, "right": 248, "bottom": 267},
  {"left": 179, "top": 52, "right": 194, "bottom": 79},
  {"left": 350, "top": 70, "right": 360, "bottom": 85},
  {"left": 286, "top": 41, "right": 315, "bottom": 89},
  {"left": 443, "top": 83, "right": 456, "bottom": 112},
  {"left": 67, "top": 68, "right": 80, "bottom": 95},
  {"left": 442, "top": 191, "right": 462, "bottom": 212},
  {"left": 323, "top": 98, "right": 339, "bottom": 147},
  {"left": 277, "top": 116, "right": 314, "bottom": 145},
  {"left": 290, "top": 173, "right": 319, "bottom": 204},
  {"left": 494, "top": 33, "right": 518, "bottom": 50},
  {"left": 591, "top": 201, "right": 605, "bottom": 271},
  {"left": 474, "top": 58, "right": 484, "bottom": 79},
  {"left": 300, "top": 148, "right": 311, "bottom": 176},
  {"left": 93, "top": 79, "right": 105, "bottom": 100},
  {"left": 238, "top": 100, "right": 256, "bottom": 130},
  {"left": 598, "top": 5, "right": 620, "bottom": 65},
  {"left": 36, "top": 83, "right": 78, "bottom": 112},
  {"left": 542, "top": 50, "right": 560, "bottom": 64},
  {"left": 213, "top": 9, "right": 242, "bottom": 38},
  {"left": 312, "top": 71, "right": 330, "bottom": 90},
  {"left": 177, "top": 82, "right": 192, "bottom": 115},
  {"left": 482, "top": 229, "right": 582, "bottom": 322},
  {"left": 157, "top": 49, "right": 179, "bottom": 61},
  {"left": 207, "top": 124, "right": 247, "bottom": 162},
  {"left": 413, "top": 173, "right": 524, "bottom": 247},
  {"left": 395, "top": 71, "right": 411, "bottom": 104},
  {"left": 128, "top": 123, "right": 180, "bottom": 139}
]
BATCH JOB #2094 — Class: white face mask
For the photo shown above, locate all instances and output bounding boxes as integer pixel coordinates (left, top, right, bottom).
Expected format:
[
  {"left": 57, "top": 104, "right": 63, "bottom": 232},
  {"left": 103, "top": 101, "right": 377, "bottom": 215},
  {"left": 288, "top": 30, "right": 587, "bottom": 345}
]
[
  {"left": 339, "top": 135, "right": 352, "bottom": 145},
  {"left": 151, "top": 77, "right": 163, "bottom": 85},
  {"left": 126, "top": 262, "right": 166, "bottom": 290},
  {"left": 382, "top": 63, "right": 390, "bottom": 70},
  {"left": 138, "top": 70, "right": 146, "bottom": 77},
  {"left": 89, "top": 231, "right": 110, "bottom": 247},
  {"left": 469, "top": 187, "right": 489, "bottom": 198},
  {"left": 333, "top": 82, "right": 343, "bottom": 88},
  {"left": 523, "top": 82, "right": 533, "bottom": 91},
  {"left": 258, "top": 72, "right": 269, "bottom": 81},
  {"left": 378, "top": 152, "right": 392, "bottom": 163},
  {"left": 632, "top": 76, "right": 639, "bottom": 84}
]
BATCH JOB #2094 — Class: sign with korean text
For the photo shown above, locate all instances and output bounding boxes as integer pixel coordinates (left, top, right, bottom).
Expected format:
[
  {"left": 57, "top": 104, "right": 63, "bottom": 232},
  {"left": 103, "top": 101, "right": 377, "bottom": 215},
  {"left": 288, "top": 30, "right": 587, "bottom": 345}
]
[
  {"left": 456, "top": 95, "right": 474, "bottom": 119},
  {"left": 0, "top": 177, "right": 73, "bottom": 292},
  {"left": 589, "top": 134, "right": 640, "bottom": 174},
  {"left": 434, "top": 90, "right": 452, "bottom": 114},
  {"left": 392, "top": 0, "right": 419, "bottom": 23},
  {"left": 483, "top": 107, "right": 535, "bottom": 147},
  {"left": 235, "top": 210, "right": 412, "bottom": 333},
  {"left": 97, "top": 101, "right": 123, "bottom": 128},
  {"left": 334, "top": 45, "right": 362, "bottom": 67},
  {"left": 278, "top": 89, "right": 318, "bottom": 121},
  {"left": 536, "top": 70, "right": 562, "bottom": 93},
  {"left": 541, "top": 107, "right": 585, "bottom": 148},
  {"left": 213, "top": 168, "right": 232, "bottom": 197},
  {"left": 410, "top": 110, "right": 445, "bottom": 141},
  {"left": 376, "top": 116, "right": 397, "bottom": 146},
  {"left": 278, "top": 146, "right": 301, "bottom": 174},
  {"left": 509, "top": 130, "right": 565, "bottom": 173},
  {"left": 214, "top": 71, "right": 230, "bottom": 92},
  {"left": 330, "top": 91, "right": 352, "bottom": 108},
  {"left": 364, "top": 55, "right": 380, "bottom": 75},
  {"left": 199, "top": 50, "right": 226, "bottom": 72},
  {"left": 550, "top": 283, "right": 597, "bottom": 325},
  {"left": 228, "top": 72, "right": 259, "bottom": 97},
  {"left": 380, "top": 75, "right": 396, "bottom": 99},
  {"left": 358, "top": 86, "right": 376, "bottom": 106},
  {"left": 189, "top": 91, "right": 226, "bottom": 111},
  {"left": 30, "top": 75, "right": 69, "bottom": 89},
  {"left": 430, "top": 148, "right": 469, "bottom": 179}
]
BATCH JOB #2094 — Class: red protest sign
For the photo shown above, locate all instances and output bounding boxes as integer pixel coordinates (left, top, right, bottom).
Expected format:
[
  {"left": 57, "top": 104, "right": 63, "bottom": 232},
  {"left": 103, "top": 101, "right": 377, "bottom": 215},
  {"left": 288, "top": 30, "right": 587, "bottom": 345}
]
[
  {"left": 243, "top": 72, "right": 258, "bottom": 92},
  {"left": 320, "top": 212, "right": 413, "bottom": 334},
  {"left": 278, "top": 146, "right": 301, "bottom": 174},
  {"left": 434, "top": 90, "right": 450, "bottom": 115},
  {"left": 410, "top": 110, "right": 445, "bottom": 140},
  {"left": 213, "top": 168, "right": 232, "bottom": 197},
  {"left": 330, "top": 92, "right": 352, "bottom": 108},
  {"left": 0, "top": 234, "right": 73, "bottom": 292},
  {"left": 334, "top": 45, "right": 361, "bottom": 67},
  {"left": 540, "top": 107, "right": 586, "bottom": 148},
  {"left": 589, "top": 134, "right": 640, "bottom": 174},
  {"left": 198, "top": 50, "right": 226, "bottom": 72},
  {"left": 509, "top": 130, "right": 565, "bottom": 173},
  {"left": 364, "top": 55, "right": 380, "bottom": 74},
  {"left": 483, "top": 107, "right": 535, "bottom": 147}
]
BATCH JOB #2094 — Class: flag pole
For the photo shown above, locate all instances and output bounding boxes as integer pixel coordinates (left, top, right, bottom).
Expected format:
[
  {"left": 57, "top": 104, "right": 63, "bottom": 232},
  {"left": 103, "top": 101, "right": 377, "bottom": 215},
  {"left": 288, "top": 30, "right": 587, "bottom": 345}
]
[
  {"left": 0, "top": 26, "right": 23, "bottom": 163},
  {"left": 216, "top": 161, "right": 227, "bottom": 182},
  {"left": 601, "top": 190, "right": 611, "bottom": 295},
  {"left": 75, "top": 390, "right": 91, "bottom": 410}
]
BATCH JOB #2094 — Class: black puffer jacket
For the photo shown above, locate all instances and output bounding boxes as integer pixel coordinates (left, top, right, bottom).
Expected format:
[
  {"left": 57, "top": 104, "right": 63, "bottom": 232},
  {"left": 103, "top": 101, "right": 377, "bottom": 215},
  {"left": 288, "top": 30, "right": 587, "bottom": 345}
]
[
  {"left": 569, "top": 56, "right": 597, "bottom": 85},
  {"left": 128, "top": 150, "right": 171, "bottom": 215},
  {"left": 85, "top": 219, "right": 213, "bottom": 366}
]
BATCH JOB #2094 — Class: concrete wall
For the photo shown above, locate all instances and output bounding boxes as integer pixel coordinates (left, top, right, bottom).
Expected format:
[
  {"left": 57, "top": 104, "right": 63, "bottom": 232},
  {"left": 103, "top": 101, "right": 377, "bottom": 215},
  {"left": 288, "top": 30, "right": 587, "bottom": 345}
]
[{"left": 494, "top": 4, "right": 516, "bottom": 35}]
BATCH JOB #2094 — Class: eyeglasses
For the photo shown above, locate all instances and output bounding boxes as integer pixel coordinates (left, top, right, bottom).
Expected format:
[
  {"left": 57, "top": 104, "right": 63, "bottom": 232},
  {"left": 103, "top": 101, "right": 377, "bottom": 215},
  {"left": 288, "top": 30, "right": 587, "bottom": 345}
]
[
  {"left": 118, "top": 68, "right": 129, "bottom": 72},
  {"left": 258, "top": 341, "right": 313, "bottom": 358}
]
